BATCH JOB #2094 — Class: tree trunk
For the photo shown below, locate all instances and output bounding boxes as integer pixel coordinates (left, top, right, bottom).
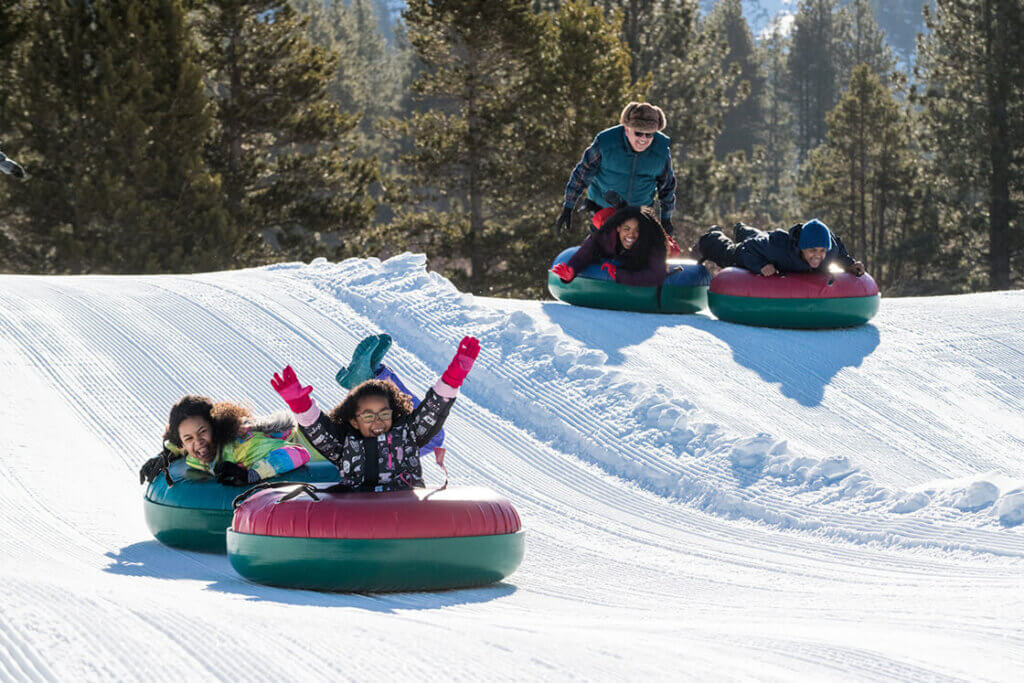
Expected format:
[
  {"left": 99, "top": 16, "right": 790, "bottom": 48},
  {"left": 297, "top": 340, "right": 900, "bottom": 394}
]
[
  {"left": 466, "top": 45, "right": 484, "bottom": 294},
  {"left": 983, "top": 0, "right": 1012, "bottom": 289},
  {"left": 226, "top": 5, "right": 244, "bottom": 223}
]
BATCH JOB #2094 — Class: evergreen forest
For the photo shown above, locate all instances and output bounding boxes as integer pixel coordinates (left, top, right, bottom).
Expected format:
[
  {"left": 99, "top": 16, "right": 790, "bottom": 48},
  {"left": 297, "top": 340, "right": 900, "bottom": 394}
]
[{"left": 1, "top": 0, "right": 1022, "bottom": 296}]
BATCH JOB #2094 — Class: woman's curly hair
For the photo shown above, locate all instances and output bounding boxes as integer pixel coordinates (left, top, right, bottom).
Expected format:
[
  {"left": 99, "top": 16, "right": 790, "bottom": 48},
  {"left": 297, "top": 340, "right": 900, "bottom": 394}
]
[
  {"left": 163, "top": 395, "right": 252, "bottom": 448},
  {"left": 599, "top": 205, "right": 668, "bottom": 272},
  {"left": 328, "top": 379, "right": 414, "bottom": 427}
]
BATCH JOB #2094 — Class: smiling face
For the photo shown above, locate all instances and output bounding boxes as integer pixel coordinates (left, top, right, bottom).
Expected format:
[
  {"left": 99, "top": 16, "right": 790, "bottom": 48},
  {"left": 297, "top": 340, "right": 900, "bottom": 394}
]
[
  {"left": 617, "top": 217, "right": 640, "bottom": 250},
  {"left": 800, "top": 247, "right": 827, "bottom": 269},
  {"left": 178, "top": 415, "right": 215, "bottom": 462},
  {"left": 349, "top": 395, "right": 393, "bottom": 437},
  {"left": 624, "top": 126, "right": 654, "bottom": 153}
]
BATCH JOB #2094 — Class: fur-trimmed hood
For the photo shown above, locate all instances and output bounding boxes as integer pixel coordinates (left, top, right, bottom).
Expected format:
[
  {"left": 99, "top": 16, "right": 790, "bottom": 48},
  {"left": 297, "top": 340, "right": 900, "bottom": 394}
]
[{"left": 244, "top": 411, "right": 297, "bottom": 436}]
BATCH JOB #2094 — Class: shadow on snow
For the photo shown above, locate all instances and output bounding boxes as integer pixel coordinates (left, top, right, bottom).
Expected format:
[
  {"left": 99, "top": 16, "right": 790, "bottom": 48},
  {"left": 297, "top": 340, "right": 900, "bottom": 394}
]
[{"left": 104, "top": 540, "right": 517, "bottom": 611}]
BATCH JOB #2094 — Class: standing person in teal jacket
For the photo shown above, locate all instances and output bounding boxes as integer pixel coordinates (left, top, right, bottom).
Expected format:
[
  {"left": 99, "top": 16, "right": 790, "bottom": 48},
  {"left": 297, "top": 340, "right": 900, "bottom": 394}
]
[{"left": 555, "top": 102, "right": 678, "bottom": 237}]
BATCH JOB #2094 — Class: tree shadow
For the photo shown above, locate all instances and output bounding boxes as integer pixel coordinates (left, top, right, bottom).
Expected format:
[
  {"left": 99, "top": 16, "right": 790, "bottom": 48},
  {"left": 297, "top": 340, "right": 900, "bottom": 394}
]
[
  {"left": 104, "top": 540, "right": 517, "bottom": 612},
  {"left": 542, "top": 302, "right": 880, "bottom": 407}
]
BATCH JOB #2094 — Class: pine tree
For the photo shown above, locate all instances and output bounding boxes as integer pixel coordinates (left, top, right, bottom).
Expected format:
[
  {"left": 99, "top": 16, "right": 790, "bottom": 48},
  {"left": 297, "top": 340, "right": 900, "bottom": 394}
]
[
  {"left": 194, "top": 0, "right": 380, "bottom": 262},
  {"left": 1, "top": 0, "right": 234, "bottom": 274},
  {"left": 706, "top": 0, "right": 765, "bottom": 160},
  {"left": 390, "top": 0, "right": 544, "bottom": 294},
  {"left": 749, "top": 22, "right": 798, "bottom": 223},
  {"left": 506, "top": 0, "right": 637, "bottom": 296},
  {"left": 834, "top": 0, "right": 896, "bottom": 89},
  {"left": 390, "top": 0, "right": 636, "bottom": 296},
  {"left": 291, "top": 0, "right": 410, "bottom": 161},
  {"left": 800, "top": 65, "right": 917, "bottom": 286},
  {"left": 787, "top": 0, "right": 839, "bottom": 159},
  {"left": 916, "top": 0, "right": 1024, "bottom": 290}
]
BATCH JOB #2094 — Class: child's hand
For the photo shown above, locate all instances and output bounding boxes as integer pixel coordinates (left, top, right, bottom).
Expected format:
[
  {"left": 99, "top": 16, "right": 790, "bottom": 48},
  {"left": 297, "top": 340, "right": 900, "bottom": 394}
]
[
  {"left": 601, "top": 263, "right": 617, "bottom": 281},
  {"left": 441, "top": 337, "right": 480, "bottom": 389},
  {"left": 845, "top": 261, "right": 865, "bottom": 276},
  {"left": 271, "top": 366, "right": 313, "bottom": 413},
  {"left": 760, "top": 264, "right": 778, "bottom": 277}
]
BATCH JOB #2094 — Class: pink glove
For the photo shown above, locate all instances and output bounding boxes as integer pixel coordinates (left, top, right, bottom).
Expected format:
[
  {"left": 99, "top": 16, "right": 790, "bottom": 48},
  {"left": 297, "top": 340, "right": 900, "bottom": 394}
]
[
  {"left": 667, "top": 235, "right": 682, "bottom": 258},
  {"left": 271, "top": 365, "right": 313, "bottom": 413},
  {"left": 601, "top": 262, "right": 617, "bottom": 281},
  {"left": 550, "top": 263, "right": 575, "bottom": 283},
  {"left": 441, "top": 336, "right": 480, "bottom": 389}
]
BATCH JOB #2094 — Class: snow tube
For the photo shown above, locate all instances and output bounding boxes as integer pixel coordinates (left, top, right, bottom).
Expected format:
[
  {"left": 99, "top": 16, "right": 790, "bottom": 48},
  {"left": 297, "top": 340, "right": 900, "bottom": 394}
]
[
  {"left": 708, "top": 267, "right": 880, "bottom": 328},
  {"left": 143, "top": 458, "right": 339, "bottom": 553},
  {"left": 227, "top": 485, "right": 525, "bottom": 592},
  {"left": 548, "top": 247, "right": 710, "bottom": 313}
]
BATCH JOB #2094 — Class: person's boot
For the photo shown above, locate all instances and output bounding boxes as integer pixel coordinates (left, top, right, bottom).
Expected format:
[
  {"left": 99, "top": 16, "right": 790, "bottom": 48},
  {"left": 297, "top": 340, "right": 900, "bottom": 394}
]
[{"left": 336, "top": 335, "right": 381, "bottom": 390}]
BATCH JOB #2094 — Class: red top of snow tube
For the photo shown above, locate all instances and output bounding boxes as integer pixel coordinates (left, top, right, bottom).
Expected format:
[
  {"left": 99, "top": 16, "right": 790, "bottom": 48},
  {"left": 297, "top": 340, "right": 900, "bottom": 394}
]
[
  {"left": 709, "top": 267, "right": 879, "bottom": 299},
  {"left": 232, "top": 485, "right": 521, "bottom": 539}
]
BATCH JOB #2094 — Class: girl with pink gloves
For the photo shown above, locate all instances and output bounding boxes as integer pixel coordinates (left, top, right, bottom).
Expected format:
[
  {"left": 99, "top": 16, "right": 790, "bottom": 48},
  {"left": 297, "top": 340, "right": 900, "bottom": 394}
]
[{"left": 270, "top": 336, "right": 480, "bottom": 492}]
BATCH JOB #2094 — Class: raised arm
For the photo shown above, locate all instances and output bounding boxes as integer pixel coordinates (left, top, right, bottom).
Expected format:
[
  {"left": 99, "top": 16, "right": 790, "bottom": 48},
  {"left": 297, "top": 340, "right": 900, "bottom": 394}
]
[
  {"left": 271, "top": 365, "right": 349, "bottom": 474},
  {"left": 406, "top": 337, "right": 480, "bottom": 449}
]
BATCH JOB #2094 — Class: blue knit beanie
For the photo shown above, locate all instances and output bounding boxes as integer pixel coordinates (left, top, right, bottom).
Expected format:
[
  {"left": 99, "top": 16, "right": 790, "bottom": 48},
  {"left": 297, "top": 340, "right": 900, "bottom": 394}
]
[{"left": 798, "top": 219, "right": 832, "bottom": 250}]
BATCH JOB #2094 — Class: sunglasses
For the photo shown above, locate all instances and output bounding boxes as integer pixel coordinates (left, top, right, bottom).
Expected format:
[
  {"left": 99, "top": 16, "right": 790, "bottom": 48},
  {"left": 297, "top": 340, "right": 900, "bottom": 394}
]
[
  {"left": 356, "top": 409, "right": 393, "bottom": 424},
  {"left": 630, "top": 130, "right": 655, "bottom": 139}
]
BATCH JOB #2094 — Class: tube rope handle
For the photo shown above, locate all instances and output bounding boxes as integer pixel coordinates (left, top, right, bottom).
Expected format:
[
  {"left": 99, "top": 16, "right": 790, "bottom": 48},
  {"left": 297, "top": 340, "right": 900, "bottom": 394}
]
[{"left": 433, "top": 447, "right": 449, "bottom": 490}]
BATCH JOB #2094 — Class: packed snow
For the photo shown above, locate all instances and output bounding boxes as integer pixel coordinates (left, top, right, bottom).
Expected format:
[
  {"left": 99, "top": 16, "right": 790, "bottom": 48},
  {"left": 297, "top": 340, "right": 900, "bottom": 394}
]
[{"left": 0, "top": 253, "right": 1022, "bottom": 680}]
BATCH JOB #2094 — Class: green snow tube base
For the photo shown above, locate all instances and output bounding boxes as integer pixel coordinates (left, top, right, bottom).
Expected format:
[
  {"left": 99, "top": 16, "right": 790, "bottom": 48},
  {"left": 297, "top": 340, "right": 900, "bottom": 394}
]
[
  {"left": 143, "top": 459, "right": 340, "bottom": 553},
  {"left": 707, "top": 292, "right": 880, "bottom": 329},
  {"left": 226, "top": 529, "right": 526, "bottom": 592}
]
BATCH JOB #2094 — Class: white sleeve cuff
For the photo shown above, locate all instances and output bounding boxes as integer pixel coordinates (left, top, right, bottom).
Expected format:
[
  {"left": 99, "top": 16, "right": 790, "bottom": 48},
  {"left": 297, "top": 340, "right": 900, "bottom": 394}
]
[
  {"left": 295, "top": 399, "right": 322, "bottom": 427},
  {"left": 432, "top": 379, "right": 460, "bottom": 399}
]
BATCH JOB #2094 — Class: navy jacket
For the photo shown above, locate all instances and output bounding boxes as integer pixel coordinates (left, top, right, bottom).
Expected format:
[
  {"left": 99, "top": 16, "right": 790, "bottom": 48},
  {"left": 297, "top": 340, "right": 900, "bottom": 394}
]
[{"left": 735, "top": 224, "right": 856, "bottom": 274}]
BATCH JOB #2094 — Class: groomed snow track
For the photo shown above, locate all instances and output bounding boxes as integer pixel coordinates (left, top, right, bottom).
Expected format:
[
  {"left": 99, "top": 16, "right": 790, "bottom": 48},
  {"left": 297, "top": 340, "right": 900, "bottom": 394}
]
[{"left": 0, "top": 254, "right": 1021, "bottom": 681}]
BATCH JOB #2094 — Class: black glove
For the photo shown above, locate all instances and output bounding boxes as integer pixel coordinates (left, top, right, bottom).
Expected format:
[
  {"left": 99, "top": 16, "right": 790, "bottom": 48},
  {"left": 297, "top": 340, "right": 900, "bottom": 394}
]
[
  {"left": 661, "top": 216, "right": 674, "bottom": 236},
  {"left": 602, "top": 189, "right": 627, "bottom": 209},
  {"left": 139, "top": 448, "right": 176, "bottom": 485},
  {"left": 554, "top": 206, "right": 573, "bottom": 236},
  {"left": 214, "top": 461, "right": 256, "bottom": 486}
]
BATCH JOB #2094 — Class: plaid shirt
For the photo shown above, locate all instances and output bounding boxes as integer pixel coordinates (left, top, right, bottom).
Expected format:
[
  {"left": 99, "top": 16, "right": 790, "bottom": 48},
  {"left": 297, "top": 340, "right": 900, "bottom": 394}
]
[{"left": 562, "top": 135, "right": 678, "bottom": 217}]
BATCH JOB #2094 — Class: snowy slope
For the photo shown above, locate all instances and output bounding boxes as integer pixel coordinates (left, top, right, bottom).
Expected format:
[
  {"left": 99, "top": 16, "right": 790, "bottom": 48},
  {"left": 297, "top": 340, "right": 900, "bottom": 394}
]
[{"left": 0, "top": 254, "right": 1022, "bottom": 681}]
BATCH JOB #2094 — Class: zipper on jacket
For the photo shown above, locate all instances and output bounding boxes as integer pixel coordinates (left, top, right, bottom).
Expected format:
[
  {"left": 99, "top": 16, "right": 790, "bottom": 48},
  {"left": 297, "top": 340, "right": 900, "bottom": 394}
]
[{"left": 626, "top": 152, "right": 638, "bottom": 203}]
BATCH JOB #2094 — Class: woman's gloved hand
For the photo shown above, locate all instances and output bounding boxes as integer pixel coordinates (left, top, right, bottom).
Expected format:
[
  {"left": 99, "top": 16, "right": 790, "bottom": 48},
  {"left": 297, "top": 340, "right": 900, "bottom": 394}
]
[
  {"left": 550, "top": 263, "right": 575, "bottom": 283},
  {"left": 601, "top": 263, "right": 617, "bottom": 281},
  {"left": 441, "top": 337, "right": 480, "bottom": 389},
  {"left": 214, "top": 461, "right": 257, "bottom": 486},
  {"left": 139, "top": 448, "right": 176, "bottom": 485},
  {"left": 271, "top": 365, "right": 313, "bottom": 413}
]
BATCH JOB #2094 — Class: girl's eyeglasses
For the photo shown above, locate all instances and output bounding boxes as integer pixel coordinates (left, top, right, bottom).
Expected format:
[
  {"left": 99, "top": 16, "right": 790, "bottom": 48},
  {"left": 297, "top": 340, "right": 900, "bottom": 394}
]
[{"left": 356, "top": 409, "right": 393, "bottom": 424}]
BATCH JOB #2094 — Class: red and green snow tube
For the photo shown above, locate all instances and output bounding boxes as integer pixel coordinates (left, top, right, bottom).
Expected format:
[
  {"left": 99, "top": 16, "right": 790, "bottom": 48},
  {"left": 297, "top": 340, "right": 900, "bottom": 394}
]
[
  {"left": 708, "top": 267, "right": 880, "bottom": 328},
  {"left": 143, "top": 458, "right": 340, "bottom": 553},
  {"left": 548, "top": 247, "right": 711, "bottom": 313},
  {"left": 227, "top": 485, "right": 525, "bottom": 592}
]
